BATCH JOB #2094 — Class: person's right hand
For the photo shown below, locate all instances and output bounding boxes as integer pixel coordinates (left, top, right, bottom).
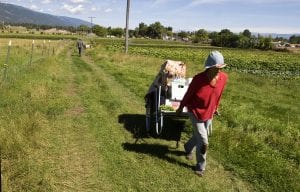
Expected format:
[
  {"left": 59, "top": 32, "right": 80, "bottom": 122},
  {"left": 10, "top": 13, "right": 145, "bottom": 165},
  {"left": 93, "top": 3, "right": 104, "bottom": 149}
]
[
  {"left": 214, "top": 110, "right": 220, "bottom": 116},
  {"left": 176, "top": 107, "right": 183, "bottom": 115}
]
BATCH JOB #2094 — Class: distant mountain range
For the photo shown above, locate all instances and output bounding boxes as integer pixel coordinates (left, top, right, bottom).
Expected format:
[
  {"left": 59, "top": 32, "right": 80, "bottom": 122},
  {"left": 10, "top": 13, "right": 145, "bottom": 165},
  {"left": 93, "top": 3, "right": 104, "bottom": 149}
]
[
  {"left": 0, "top": 2, "right": 90, "bottom": 27},
  {"left": 253, "top": 33, "right": 299, "bottom": 39}
]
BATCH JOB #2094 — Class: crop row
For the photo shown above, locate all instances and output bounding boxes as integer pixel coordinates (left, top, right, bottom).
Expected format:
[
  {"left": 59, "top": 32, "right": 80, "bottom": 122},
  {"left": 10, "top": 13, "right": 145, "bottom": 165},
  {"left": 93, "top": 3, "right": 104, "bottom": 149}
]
[{"left": 98, "top": 39, "right": 300, "bottom": 78}]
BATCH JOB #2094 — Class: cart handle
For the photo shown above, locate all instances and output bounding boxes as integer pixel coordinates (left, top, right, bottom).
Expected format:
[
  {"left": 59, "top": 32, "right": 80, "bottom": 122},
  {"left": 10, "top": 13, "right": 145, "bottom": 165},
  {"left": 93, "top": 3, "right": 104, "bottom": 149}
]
[{"left": 157, "top": 85, "right": 161, "bottom": 110}]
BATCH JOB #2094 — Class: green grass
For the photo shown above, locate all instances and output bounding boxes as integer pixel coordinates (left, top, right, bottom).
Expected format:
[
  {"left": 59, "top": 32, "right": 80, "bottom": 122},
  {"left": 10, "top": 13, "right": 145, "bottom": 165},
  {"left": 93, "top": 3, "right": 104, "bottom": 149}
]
[
  {"left": 0, "top": 37, "right": 299, "bottom": 191},
  {"left": 0, "top": 33, "right": 78, "bottom": 40},
  {"left": 0, "top": 44, "right": 70, "bottom": 191},
  {"left": 213, "top": 72, "right": 300, "bottom": 191}
]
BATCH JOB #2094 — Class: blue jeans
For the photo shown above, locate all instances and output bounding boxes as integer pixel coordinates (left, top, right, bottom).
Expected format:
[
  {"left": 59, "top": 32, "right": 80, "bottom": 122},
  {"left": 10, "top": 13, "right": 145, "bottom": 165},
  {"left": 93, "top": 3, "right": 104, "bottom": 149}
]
[{"left": 184, "top": 113, "right": 211, "bottom": 171}]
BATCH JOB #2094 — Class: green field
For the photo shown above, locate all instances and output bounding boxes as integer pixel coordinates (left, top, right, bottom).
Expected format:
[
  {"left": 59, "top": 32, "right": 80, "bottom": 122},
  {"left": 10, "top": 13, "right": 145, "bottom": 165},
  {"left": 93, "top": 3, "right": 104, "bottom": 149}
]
[{"left": 0, "top": 37, "right": 299, "bottom": 191}]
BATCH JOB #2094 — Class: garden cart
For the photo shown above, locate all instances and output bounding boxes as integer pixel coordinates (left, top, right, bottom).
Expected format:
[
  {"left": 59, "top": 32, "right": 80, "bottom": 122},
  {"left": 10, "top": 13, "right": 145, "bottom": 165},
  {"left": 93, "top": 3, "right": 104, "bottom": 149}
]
[{"left": 145, "top": 60, "right": 191, "bottom": 136}]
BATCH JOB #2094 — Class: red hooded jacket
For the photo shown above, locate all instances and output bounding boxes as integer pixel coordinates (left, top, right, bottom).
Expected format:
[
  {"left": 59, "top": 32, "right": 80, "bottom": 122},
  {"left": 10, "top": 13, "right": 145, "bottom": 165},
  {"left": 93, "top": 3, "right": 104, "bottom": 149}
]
[{"left": 179, "top": 71, "right": 228, "bottom": 121}]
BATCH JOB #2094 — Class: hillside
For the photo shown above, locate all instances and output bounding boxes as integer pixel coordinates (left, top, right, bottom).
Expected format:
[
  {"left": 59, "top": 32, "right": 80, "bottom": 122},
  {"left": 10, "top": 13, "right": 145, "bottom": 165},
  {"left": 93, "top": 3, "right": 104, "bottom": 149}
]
[{"left": 0, "top": 2, "right": 90, "bottom": 27}]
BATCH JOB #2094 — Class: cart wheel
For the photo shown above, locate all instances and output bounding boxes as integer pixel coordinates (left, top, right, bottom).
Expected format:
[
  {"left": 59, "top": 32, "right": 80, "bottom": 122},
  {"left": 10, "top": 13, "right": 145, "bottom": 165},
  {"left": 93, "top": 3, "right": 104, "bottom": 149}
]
[{"left": 155, "top": 112, "right": 163, "bottom": 135}]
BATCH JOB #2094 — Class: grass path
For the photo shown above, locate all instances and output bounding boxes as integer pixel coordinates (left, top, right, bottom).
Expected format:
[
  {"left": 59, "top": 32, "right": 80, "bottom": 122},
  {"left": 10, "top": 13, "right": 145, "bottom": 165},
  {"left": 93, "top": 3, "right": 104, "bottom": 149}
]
[
  {"left": 46, "top": 50, "right": 111, "bottom": 191},
  {"left": 23, "top": 48, "right": 113, "bottom": 191},
  {"left": 2, "top": 44, "right": 253, "bottom": 191}
]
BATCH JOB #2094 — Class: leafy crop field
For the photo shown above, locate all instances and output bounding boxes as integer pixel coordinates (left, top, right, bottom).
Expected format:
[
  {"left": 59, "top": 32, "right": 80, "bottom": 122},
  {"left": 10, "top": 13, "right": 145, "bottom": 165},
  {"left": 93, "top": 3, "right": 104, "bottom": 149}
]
[
  {"left": 100, "top": 38, "right": 300, "bottom": 77},
  {"left": 0, "top": 37, "right": 299, "bottom": 191}
]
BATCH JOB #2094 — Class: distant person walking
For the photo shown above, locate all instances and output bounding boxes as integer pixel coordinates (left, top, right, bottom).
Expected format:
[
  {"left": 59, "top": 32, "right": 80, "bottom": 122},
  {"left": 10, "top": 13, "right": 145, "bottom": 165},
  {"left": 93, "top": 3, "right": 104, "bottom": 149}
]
[
  {"left": 77, "top": 39, "right": 84, "bottom": 56},
  {"left": 176, "top": 51, "right": 228, "bottom": 177}
]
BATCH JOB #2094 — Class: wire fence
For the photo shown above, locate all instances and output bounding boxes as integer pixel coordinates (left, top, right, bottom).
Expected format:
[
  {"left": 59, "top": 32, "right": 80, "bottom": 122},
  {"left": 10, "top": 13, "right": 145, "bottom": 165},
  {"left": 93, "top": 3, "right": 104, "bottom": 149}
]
[{"left": 0, "top": 38, "right": 65, "bottom": 85}]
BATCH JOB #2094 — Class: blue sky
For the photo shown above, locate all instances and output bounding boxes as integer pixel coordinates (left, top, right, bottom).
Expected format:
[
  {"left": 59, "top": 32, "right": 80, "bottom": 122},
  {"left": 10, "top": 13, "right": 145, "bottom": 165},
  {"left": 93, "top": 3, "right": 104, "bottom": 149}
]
[{"left": 4, "top": 0, "right": 300, "bottom": 34}]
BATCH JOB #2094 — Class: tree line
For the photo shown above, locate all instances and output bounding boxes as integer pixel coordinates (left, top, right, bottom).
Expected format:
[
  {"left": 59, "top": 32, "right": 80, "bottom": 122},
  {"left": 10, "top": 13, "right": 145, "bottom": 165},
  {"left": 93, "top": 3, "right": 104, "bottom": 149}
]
[
  {"left": 90, "top": 21, "right": 299, "bottom": 50},
  {"left": 3, "top": 21, "right": 300, "bottom": 50}
]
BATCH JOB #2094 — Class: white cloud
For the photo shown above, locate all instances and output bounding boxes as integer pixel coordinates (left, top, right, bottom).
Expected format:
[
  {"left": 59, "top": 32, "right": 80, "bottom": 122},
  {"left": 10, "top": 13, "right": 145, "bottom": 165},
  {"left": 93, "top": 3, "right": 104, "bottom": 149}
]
[
  {"left": 30, "top": 4, "right": 38, "bottom": 10},
  {"left": 47, "top": 8, "right": 54, "bottom": 13},
  {"left": 189, "top": 0, "right": 228, "bottom": 6},
  {"left": 70, "top": 0, "right": 88, "bottom": 3},
  {"left": 41, "top": 0, "right": 51, "bottom": 4},
  {"left": 151, "top": 0, "right": 172, "bottom": 7},
  {"left": 91, "top": 7, "right": 97, "bottom": 11},
  {"left": 62, "top": 3, "right": 84, "bottom": 14},
  {"left": 104, "top": 8, "right": 112, "bottom": 13}
]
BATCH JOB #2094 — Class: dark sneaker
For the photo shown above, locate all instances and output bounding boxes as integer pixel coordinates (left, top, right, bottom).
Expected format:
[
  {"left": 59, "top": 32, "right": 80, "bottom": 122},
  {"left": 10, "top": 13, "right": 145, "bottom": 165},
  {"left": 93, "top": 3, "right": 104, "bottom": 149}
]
[{"left": 195, "top": 170, "right": 204, "bottom": 177}]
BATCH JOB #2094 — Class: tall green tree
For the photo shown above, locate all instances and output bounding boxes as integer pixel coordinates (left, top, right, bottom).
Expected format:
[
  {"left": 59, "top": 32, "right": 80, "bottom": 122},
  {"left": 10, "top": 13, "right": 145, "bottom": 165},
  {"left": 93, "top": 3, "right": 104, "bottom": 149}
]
[
  {"left": 146, "top": 22, "right": 164, "bottom": 39},
  {"left": 177, "top": 31, "right": 188, "bottom": 39},
  {"left": 242, "top": 29, "right": 251, "bottom": 38},
  {"left": 165, "top": 26, "right": 173, "bottom": 38},
  {"left": 193, "top": 29, "right": 209, "bottom": 43},
  {"left": 92, "top": 25, "right": 107, "bottom": 37},
  {"left": 138, "top": 22, "right": 148, "bottom": 37},
  {"left": 238, "top": 35, "right": 250, "bottom": 48},
  {"left": 256, "top": 35, "right": 272, "bottom": 50},
  {"left": 289, "top": 35, "right": 300, "bottom": 43},
  {"left": 219, "top": 29, "right": 233, "bottom": 47},
  {"left": 77, "top": 25, "right": 89, "bottom": 33},
  {"left": 238, "top": 29, "right": 252, "bottom": 48},
  {"left": 110, "top": 27, "right": 124, "bottom": 37}
]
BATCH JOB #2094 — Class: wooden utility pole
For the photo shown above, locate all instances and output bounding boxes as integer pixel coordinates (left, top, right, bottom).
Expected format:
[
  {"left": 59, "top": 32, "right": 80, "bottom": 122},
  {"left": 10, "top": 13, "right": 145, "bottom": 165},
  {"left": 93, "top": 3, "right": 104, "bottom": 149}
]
[
  {"left": 125, "top": 0, "right": 130, "bottom": 54},
  {"left": 88, "top": 16, "right": 95, "bottom": 33}
]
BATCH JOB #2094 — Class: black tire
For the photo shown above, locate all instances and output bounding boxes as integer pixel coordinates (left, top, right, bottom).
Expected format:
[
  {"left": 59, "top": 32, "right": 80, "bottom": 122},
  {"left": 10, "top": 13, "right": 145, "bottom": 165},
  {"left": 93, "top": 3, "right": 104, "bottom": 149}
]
[{"left": 155, "top": 112, "right": 163, "bottom": 135}]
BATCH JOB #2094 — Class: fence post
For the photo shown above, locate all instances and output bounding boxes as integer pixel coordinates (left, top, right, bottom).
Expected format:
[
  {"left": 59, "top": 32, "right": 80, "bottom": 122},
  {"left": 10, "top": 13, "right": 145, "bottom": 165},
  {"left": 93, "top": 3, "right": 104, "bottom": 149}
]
[{"left": 3, "top": 40, "right": 11, "bottom": 81}]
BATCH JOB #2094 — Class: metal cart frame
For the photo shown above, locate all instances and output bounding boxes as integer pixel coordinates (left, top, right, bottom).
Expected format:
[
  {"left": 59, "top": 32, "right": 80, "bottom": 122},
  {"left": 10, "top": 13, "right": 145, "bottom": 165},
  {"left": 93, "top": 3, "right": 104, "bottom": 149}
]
[
  {"left": 145, "top": 60, "right": 190, "bottom": 136},
  {"left": 145, "top": 84, "right": 189, "bottom": 136}
]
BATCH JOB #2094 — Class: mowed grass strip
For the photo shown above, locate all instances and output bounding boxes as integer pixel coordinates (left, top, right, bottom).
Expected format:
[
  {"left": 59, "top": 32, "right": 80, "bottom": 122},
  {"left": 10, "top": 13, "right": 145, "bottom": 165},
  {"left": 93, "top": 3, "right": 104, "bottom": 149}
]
[
  {"left": 0, "top": 42, "right": 111, "bottom": 191},
  {"left": 77, "top": 46, "right": 253, "bottom": 191},
  {"left": 40, "top": 48, "right": 112, "bottom": 191}
]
